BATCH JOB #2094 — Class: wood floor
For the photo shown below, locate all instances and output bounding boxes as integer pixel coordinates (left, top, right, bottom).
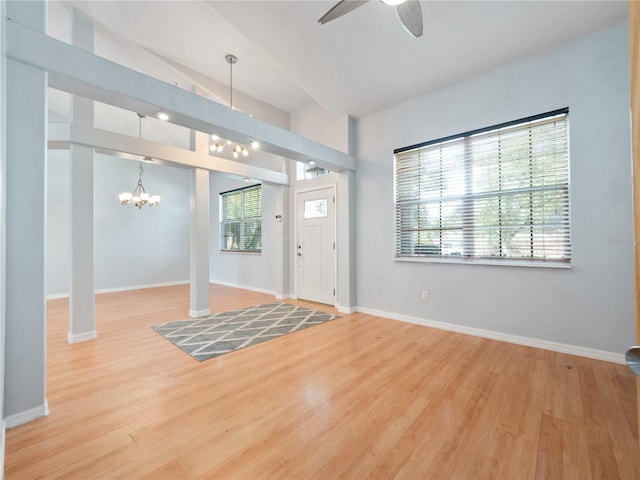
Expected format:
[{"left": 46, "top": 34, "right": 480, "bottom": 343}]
[{"left": 4, "top": 284, "right": 638, "bottom": 479}]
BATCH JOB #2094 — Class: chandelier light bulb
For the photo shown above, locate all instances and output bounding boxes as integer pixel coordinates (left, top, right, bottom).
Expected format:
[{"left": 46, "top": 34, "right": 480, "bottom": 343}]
[
  {"left": 211, "top": 134, "right": 220, "bottom": 141},
  {"left": 156, "top": 111, "right": 170, "bottom": 121},
  {"left": 119, "top": 161, "right": 160, "bottom": 209},
  {"left": 251, "top": 140, "right": 261, "bottom": 150}
]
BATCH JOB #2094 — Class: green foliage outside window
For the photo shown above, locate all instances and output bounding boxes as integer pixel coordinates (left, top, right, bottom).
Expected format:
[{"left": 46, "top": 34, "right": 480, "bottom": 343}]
[{"left": 220, "top": 185, "right": 262, "bottom": 252}]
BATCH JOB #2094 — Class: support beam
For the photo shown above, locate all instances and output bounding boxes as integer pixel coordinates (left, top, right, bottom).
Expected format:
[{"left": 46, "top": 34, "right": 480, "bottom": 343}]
[
  {"left": 336, "top": 170, "right": 357, "bottom": 313},
  {"left": 68, "top": 7, "right": 96, "bottom": 344},
  {"left": 190, "top": 167, "right": 210, "bottom": 318},
  {"left": 4, "top": 2, "right": 48, "bottom": 424},
  {"left": 47, "top": 123, "right": 289, "bottom": 186},
  {"left": 7, "top": 20, "right": 356, "bottom": 173},
  {"left": 273, "top": 184, "right": 289, "bottom": 299}
]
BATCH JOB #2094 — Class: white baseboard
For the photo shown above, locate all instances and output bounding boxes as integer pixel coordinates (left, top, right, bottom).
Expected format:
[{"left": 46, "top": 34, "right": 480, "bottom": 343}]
[
  {"left": 275, "top": 293, "right": 296, "bottom": 300},
  {"left": 189, "top": 309, "right": 210, "bottom": 318},
  {"left": 210, "top": 279, "right": 282, "bottom": 297},
  {"left": 46, "top": 280, "right": 190, "bottom": 300},
  {"left": 356, "top": 306, "right": 625, "bottom": 364},
  {"left": 5, "top": 399, "right": 49, "bottom": 429},
  {"left": 67, "top": 330, "right": 97, "bottom": 344},
  {"left": 46, "top": 292, "right": 69, "bottom": 300},
  {"left": 337, "top": 305, "right": 356, "bottom": 314}
]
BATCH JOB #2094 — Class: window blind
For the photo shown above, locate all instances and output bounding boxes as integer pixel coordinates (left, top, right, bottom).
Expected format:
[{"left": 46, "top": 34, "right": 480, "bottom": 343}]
[
  {"left": 394, "top": 109, "right": 570, "bottom": 264},
  {"left": 220, "top": 184, "right": 262, "bottom": 252}
]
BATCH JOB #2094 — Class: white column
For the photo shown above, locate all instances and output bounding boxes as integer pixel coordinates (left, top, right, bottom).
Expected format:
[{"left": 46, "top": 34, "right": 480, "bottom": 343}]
[
  {"left": 189, "top": 119, "right": 210, "bottom": 318},
  {"left": 68, "top": 141, "right": 95, "bottom": 343},
  {"left": 4, "top": 0, "right": 48, "bottom": 421},
  {"left": 189, "top": 167, "right": 210, "bottom": 317},
  {"left": 68, "top": 8, "right": 96, "bottom": 343},
  {"left": 274, "top": 185, "right": 289, "bottom": 299},
  {"left": 336, "top": 170, "right": 356, "bottom": 314}
]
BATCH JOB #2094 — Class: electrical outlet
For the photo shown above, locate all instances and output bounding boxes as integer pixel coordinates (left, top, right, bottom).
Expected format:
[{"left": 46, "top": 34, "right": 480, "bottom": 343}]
[{"left": 421, "top": 290, "right": 429, "bottom": 301}]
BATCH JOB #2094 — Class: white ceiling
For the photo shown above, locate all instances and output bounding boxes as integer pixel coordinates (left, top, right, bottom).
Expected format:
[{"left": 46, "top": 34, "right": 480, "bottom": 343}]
[{"left": 64, "top": 0, "right": 628, "bottom": 119}]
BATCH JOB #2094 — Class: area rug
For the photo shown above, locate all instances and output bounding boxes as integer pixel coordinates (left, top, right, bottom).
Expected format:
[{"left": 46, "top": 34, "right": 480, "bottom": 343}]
[{"left": 152, "top": 302, "right": 340, "bottom": 362}]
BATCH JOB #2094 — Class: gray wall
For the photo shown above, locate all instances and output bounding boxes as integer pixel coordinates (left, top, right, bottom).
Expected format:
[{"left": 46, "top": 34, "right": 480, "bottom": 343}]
[
  {"left": 209, "top": 173, "right": 284, "bottom": 294},
  {"left": 356, "top": 23, "right": 634, "bottom": 354},
  {"left": 47, "top": 151, "right": 190, "bottom": 295}
]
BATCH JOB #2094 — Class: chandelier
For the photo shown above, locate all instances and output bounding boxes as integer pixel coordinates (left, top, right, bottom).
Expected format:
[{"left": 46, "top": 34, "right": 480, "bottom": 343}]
[
  {"left": 210, "top": 54, "right": 260, "bottom": 158},
  {"left": 118, "top": 114, "right": 161, "bottom": 209}
]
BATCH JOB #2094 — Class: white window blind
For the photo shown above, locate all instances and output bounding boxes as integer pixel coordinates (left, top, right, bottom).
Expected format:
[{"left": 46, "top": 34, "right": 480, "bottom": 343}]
[
  {"left": 220, "top": 184, "right": 262, "bottom": 252},
  {"left": 394, "top": 109, "right": 570, "bottom": 264}
]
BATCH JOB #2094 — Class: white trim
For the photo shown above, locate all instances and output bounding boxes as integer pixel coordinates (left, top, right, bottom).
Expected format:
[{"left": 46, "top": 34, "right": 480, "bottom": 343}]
[
  {"left": 45, "top": 292, "right": 69, "bottom": 300},
  {"left": 5, "top": 399, "right": 49, "bottom": 429},
  {"left": 275, "top": 293, "right": 296, "bottom": 300},
  {"left": 0, "top": 420, "right": 5, "bottom": 480},
  {"left": 46, "top": 280, "right": 189, "bottom": 300},
  {"left": 337, "top": 305, "right": 356, "bottom": 314},
  {"left": 189, "top": 309, "right": 210, "bottom": 318},
  {"left": 356, "top": 306, "right": 625, "bottom": 364},
  {"left": 394, "top": 256, "right": 572, "bottom": 269},
  {"left": 210, "top": 279, "right": 277, "bottom": 297},
  {"left": 67, "top": 330, "right": 96, "bottom": 344}
]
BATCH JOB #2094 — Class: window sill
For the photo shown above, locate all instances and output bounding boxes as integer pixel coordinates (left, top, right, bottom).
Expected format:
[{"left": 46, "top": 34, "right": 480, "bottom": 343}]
[
  {"left": 394, "top": 256, "right": 571, "bottom": 269},
  {"left": 219, "top": 250, "right": 262, "bottom": 255}
]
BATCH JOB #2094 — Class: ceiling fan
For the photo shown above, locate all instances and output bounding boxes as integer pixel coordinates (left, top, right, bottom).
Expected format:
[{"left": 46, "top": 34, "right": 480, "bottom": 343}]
[{"left": 318, "top": 0, "right": 423, "bottom": 38}]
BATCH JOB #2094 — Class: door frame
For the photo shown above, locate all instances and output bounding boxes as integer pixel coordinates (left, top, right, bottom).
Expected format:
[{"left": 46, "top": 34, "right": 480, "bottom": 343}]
[
  {"left": 294, "top": 184, "right": 338, "bottom": 306},
  {"left": 629, "top": 0, "right": 640, "bottom": 460}
]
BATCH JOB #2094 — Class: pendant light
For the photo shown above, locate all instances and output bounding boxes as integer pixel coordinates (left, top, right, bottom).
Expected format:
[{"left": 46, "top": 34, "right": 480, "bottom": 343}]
[
  {"left": 118, "top": 114, "right": 161, "bottom": 209},
  {"left": 210, "top": 54, "right": 257, "bottom": 158}
]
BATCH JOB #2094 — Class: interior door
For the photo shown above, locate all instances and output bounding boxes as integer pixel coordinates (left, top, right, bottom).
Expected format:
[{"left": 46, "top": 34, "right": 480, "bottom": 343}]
[{"left": 296, "top": 187, "right": 336, "bottom": 305}]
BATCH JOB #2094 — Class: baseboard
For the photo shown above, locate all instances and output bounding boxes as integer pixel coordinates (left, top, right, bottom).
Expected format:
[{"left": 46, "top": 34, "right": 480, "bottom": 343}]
[
  {"left": 46, "top": 292, "right": 69, "bottom": 300},
  {"left": 189, "top": 309, "right": 210, "bottom": 318},
  {"left": 46, "top": 280, "right": 190, "bottom": 300},
  {"left": 337, "top": 305, "right": 356, "bottom": 314},
  {"left": 5, "top": 399, "right": 49, "bottom": 429},
  {"left": 275, "top": 293, "right": 296, "bottom": 300},
  {"left": 356, "top": 306, "right": 625, "bottom": 364},
  {"left": 67, "top": 330, "right": 97, "bottom": 344},
  {"left": 210, "top": 279, "right": 280, "bottom": 297}
]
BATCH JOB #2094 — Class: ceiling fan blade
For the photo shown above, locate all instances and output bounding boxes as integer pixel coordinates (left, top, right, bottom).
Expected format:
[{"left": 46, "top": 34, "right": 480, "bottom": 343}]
[
  {"left": 396, "top": 1, "right": 423, "bottom": 38},
  {"left": 318, "top": 0, "right": 369, "bottom": 24}
]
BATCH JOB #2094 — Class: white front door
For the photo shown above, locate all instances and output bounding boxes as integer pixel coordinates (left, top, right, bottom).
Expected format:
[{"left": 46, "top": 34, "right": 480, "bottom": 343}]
[{"left": 296, "top": 187, "right": 335, "bottom": 305}]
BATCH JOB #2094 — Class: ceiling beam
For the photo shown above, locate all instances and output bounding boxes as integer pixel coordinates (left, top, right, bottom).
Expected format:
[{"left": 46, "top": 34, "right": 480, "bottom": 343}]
[
  {"left": 48, "top": 123, "right": 289, "bottom": 186},
  {"left": 7, "top": 19, "right": 356, "bottom": 173}
]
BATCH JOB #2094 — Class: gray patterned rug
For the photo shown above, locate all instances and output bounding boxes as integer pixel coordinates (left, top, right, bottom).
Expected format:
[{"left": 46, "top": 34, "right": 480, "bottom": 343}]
[{"left": 152, "top": 302, "right": 340, "bottom": 362}]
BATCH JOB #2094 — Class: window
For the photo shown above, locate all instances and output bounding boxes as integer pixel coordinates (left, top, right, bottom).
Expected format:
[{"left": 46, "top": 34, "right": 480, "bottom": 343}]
[
  {"left": 220, "top": 184, "right": 262, "bottom": 252},
  {"left": 394, "top": 109, "right": 570, "bottom": 265},
  {"left": 303, "top": 198, "right": 328, "bottom": 219},
  {"left": 296, "top": 161, "right": 331, "bottom": 180}
]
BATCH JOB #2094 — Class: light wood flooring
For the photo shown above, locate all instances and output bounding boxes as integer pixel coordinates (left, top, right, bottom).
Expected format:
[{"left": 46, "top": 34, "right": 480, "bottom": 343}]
[{"left": 4, "top": 284, "right": 638, "bottom": 479}]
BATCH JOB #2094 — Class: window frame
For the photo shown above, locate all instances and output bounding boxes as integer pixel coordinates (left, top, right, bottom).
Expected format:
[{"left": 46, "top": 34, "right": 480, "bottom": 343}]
[
  {"left": 219, "top": 184, "right": 262, "bottom": 254},
  {"left": 393, "top": 108, "right": 571, "bottom": 268}
]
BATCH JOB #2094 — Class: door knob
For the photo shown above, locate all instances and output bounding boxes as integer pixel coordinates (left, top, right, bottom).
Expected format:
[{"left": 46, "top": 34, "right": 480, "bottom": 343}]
[{"left": 625, "top": 346, "right": 640, "bottom": 377}]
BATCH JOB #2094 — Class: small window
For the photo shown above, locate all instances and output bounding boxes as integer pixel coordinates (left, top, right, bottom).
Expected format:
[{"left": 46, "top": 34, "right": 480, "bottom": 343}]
[
  {"left": 296, "top": 161, "right": 331, "bottom": 180},
  {"left": 220, "top": 184, "right": 262, "bottom": 253},
  {"left": 303, "top": 199, "right": 328, "bottom": 219},
  {"left": 394, "top": 109, "right": 570, "bottom": 265}
]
